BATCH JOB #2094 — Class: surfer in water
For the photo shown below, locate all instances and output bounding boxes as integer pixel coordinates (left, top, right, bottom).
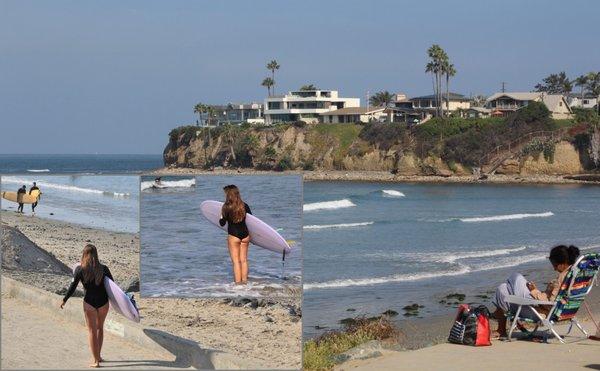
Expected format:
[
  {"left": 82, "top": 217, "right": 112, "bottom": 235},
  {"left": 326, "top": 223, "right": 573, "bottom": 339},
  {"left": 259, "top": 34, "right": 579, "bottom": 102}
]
[
  {"left": 29, "top": 182, "right": 41, "bottom": 215},
  {"left": 219, "top": 184, "right": 252, "bottom": 284},
  {"left": 60, "top": 244, "right": 114, "bottom": 368},
  {"left": 17, "top": 185, "right": 26, "bottom": 213}
]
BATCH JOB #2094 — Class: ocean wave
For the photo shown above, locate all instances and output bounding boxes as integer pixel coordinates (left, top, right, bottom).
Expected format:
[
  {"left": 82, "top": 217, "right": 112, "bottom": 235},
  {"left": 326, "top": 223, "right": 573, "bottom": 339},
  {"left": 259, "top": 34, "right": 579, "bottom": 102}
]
[
  {"left": 304, "top": 222, "right": 374, "bottom": 230},
  {"left": 459, "top": 212, "right": 554, "bottom": 223},
  {"left": 434, "top": 246, "right": 528, "bottom": 263},
  {"left": 382, "top": 189, "right": 405, "bottom": 197},
  {"left": 2, "top": 177, "right": 130, "bottom": 198},
  {"left": 303, "top": 199, "right": 356, "bottom": 212},
  {"left": 304, "top": 265, "right": 471, "bottom": 289},
  {"left": 27, "top": 169, "right": 50, "bottom": 173},
  {"left": 141, "top": 178, "right": 196, "bottom": 191}
]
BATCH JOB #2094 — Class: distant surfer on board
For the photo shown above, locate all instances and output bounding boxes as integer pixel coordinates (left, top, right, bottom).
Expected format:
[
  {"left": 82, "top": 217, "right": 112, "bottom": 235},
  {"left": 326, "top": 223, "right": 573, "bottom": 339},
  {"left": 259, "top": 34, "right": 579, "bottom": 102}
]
[
  {"left": 16, "top": 185, "right": 26, "bottom": 213},
  {"left": 29, "top": 182, "right": 41, "bottom": 215},
  {"left": 154, "top": 177, "right": 162, "bottom": 186},
  {"left": 60, "top": 244, "right": 114, "bottom": 368},
  {"left": 219, "top": 184, "right": 252, "bottom": 285}
]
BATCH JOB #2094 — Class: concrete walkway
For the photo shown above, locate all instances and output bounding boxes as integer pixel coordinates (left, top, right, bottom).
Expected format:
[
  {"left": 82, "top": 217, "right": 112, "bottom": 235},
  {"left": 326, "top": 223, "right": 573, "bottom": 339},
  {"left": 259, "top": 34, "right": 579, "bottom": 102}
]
[
  {"left": 1, "top": 295, "right": 189, "bottom": 369},
  {"left": 336, "top": 321, "right": 600, "bottom": 371}
]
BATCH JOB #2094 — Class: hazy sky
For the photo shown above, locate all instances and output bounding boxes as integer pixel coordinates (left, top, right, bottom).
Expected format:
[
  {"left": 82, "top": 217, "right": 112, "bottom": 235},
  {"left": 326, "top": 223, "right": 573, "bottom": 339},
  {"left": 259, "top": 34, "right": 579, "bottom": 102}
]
[{"left": 1, "top": 0, "right": 599, "bottom": 154}]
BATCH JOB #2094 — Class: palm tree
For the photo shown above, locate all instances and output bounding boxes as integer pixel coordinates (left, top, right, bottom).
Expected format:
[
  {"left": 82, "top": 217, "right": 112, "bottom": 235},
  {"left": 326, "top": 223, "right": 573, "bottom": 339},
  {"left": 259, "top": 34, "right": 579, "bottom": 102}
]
[
  {"left": 574, "top": 75, "right": 588, "bottom": 107},
  {"left": 369, "top": 91, "right": 393, "bottom": 107},
  {"left": 261, "top": 77, "right": 274, "bottom": 97},
  {"left": 266, "top": 60, "right": 280, "bottom": 95},
  {"left": 443, "top": 62, "right": 456, "bottom": 117},
  {"left": 426, "top": 44, "right": 448, "bottom": 117},
  {"left": 193, "top": 103, "right": 205, "bottom": 126},
  {"left": 300, "top": 84, "right": 318, "bottom": 91}
]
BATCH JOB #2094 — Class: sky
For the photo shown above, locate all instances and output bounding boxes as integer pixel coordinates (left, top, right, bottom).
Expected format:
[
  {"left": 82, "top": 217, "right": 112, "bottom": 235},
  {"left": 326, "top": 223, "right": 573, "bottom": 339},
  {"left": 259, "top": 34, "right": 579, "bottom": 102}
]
[{"left": 1, "top": 0, "right": 599, "bottom": 154}]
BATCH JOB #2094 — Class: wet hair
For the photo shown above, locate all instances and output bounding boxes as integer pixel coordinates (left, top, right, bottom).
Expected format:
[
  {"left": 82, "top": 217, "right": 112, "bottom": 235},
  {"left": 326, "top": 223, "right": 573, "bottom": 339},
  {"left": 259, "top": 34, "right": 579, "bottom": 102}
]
[
  {"left": 81, "top": 244, "right": 104, "bottom": 285},
  {"left": 549, "top": 245, "right": 580, "bottom": 266},
  {"left": 222, "top": 184, "right": 245, "bottom": 223}
]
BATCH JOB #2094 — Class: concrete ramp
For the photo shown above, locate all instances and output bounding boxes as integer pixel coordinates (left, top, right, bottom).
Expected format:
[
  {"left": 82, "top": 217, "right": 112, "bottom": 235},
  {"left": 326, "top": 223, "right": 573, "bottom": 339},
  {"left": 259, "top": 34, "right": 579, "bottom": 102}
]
[{"left": 1, "top": 277, "right": 263, "bottom": 370}]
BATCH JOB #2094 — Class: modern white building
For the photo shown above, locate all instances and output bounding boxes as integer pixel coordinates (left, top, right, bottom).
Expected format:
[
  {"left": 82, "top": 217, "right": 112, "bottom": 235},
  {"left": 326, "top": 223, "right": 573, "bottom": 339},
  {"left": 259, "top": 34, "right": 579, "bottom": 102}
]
[
  {"left": 263, "top": 90, "right": 360, "bottom": 124},
  {"left": 320, "top": 107, "right": 387, "bottom": 123}
]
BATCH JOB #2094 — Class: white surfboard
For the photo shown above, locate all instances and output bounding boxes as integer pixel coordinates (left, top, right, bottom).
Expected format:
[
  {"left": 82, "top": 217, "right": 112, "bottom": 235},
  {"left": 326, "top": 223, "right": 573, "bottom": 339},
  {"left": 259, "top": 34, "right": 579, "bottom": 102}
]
[
  {"left": 72, "top": 264, "right": 140, "bottom": 323},
  {"left": 200, "top": 200, "right": 291, "bottom": 254}
]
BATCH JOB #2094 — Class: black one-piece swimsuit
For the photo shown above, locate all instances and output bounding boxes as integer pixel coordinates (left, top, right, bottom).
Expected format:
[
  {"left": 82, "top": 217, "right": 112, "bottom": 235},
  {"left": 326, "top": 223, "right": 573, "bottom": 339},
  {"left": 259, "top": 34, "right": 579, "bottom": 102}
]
[
  {"left": 219, "top": 203, "right": 252, "bottom": 239},
  {"left": 63, "top": 264, "right": 113, "bottom": 309}
]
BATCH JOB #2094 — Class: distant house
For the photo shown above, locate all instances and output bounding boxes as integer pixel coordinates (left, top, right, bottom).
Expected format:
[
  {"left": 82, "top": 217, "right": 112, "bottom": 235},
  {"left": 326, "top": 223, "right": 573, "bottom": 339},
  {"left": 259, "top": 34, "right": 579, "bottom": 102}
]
[
  {"left": 264, "top": 90, "right": 360, "bottom": 124},
  {"left": 320, "top": 107, "right": 386, "bottom": 124},
  {"left": 567, "top": 94, "right": 598, "bottom": 110},
  {"left": 224, "top": 103, "right": 264, "bottom": 124},
  {"left": 485, "top": 92, "right": 572, "bottom": 119},
  {"left": 463, "top": 107, "right": 491, "bottom": 118},
  {"left": 410, "top": 92, "right": 471, "bottom": 112}
]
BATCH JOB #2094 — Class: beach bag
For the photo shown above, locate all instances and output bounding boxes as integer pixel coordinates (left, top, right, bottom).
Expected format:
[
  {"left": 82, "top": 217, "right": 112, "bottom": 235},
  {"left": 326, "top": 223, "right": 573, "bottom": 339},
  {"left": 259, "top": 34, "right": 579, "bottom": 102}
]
[{"left": 448, "top": 304, "right": 491, "bottom": 346}]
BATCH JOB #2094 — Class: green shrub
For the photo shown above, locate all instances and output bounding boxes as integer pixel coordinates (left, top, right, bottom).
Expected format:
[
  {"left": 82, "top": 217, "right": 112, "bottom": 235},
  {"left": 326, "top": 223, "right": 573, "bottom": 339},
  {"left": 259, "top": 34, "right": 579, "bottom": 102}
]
[
  {"left": 275, "top": 156, "right": 293, "bottom": 171},
  {"left": 359, "top": 122, "right": 407, "bottom": 151},
  {"left": 303, "top": 316, "right": 398, "bottom": 371}
]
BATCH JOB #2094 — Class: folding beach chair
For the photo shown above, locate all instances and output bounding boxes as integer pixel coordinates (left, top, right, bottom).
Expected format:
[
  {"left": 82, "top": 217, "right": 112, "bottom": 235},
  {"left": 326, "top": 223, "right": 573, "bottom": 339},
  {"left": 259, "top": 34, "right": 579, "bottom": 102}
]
[{"left": 505, "top": 253, "right": 600, "bottom": 343}]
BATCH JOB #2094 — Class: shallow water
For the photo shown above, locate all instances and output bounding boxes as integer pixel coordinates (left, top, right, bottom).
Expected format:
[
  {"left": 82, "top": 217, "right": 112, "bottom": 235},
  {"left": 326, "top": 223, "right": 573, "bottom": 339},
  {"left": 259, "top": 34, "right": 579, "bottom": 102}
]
[
  {"left": 140, "top": 175, "right": 303, "bottom": 297},
  {"left": 1, "top": 175, "right": 139, "bottom": 233},
  {"left": 302, "top": 181, "right": 600, "bottom": 338}
]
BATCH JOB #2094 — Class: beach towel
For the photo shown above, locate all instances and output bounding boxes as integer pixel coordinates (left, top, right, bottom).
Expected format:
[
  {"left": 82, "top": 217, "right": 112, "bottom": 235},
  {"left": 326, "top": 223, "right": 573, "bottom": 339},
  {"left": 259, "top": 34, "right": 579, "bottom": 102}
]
[{"left": 448, "top": 304, "right": 491, "bottom": 346}]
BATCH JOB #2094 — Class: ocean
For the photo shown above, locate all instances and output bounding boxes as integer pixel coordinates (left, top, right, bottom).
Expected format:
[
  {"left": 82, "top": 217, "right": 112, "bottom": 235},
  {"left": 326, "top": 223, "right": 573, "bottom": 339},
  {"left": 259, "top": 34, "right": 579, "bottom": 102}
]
[
  {"left": 302, "top": 181, "right": 600, "bottom": 338},
  {"left": 140, "top": 175, "right": 303, "bottom": 298},
  {"left": 0, "top": 154, "right": 163, "bottom": 174},
  {"left": 1, "top": 175, "right": 139, "bottom": 233}
]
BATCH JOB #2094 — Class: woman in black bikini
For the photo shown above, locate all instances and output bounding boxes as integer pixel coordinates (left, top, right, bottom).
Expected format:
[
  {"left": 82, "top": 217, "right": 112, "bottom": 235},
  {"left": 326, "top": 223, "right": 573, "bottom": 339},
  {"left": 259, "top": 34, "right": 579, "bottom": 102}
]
[
  {"left": 219, "top": 185, "right": 252, "bottom": 284},
  {"left": 60, "top": 244, "right": 113, "bottom": 368}
]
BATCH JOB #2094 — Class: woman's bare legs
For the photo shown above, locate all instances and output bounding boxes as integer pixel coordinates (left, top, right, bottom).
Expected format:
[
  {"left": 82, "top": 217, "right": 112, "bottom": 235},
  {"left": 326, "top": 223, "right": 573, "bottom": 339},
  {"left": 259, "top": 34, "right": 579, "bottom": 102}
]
[
  {"left": 240, "top": 236, "right": 250, "bottom": 283},
  {"left": 83, "top": 302, "right": 101, "bottom": 367},
  {"left": 227, "top": 236, "right": 242, "bottom": 284},
  {"left": 96, "top": 303, "right": 109, "bottom": 362}
]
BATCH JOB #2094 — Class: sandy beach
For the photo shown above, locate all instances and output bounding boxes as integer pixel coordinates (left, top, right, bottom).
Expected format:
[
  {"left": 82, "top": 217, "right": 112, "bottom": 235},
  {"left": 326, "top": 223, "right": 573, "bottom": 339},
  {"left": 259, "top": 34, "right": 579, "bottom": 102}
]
[
  {"left": 152, "top": 167, "right": 600, "bottom": 185},
  {"left": 0, "top": 210, "right": 301, "bottom": 369},
  {"left": 336, "top": 318, "right": 600, "bottom": 370}
]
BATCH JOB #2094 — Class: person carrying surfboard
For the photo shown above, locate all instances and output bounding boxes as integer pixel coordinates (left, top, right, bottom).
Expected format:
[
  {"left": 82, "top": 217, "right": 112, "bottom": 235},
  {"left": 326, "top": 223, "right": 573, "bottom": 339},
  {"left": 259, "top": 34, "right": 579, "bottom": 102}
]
[
  {"left": 16, "top": 185, "right": 26, "bottom": 213},
  {"left": 60, "top": 244, "right": 113, "bottom": 368},
  {"left": 29, "top": 182, "right": 41, "bottom": 215},
  {"left": 219, "top": 184, "right": 252, "bottom": 285}
]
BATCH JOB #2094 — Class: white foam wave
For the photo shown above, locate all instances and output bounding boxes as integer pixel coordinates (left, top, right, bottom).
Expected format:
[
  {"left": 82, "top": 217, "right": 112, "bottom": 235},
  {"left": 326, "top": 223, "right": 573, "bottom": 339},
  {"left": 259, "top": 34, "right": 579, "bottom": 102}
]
[
  {"left": 304, "top": 222, "right": 374, "bottom": 230},
  {"left": 460, "top": 212, "right": 554, "bottom": 223},
  {"left": 2, "top": 177, "right": 130, "bottom": 198},
  {"left": 141, "top": 178, "right": 196, "bottom": 190},
  {"left": 382, "top": 189, "right": 405, "bottom": 197},
  {"left": 435, "top": 246, "right": 528, "bottom": 263},
  {"left": 27, "top": 169, "right": 50, "bottom": 173},
  {"left": 304, "top": 265, "right": 471, "bottom": 290},
  {"left": 303, "top": 199, "right": 355, "bottom": 212}
]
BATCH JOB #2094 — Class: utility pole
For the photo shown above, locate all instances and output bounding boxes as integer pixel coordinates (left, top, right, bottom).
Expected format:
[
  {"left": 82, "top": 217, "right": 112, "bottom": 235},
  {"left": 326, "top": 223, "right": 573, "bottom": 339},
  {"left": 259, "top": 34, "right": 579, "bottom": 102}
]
[
  {"left": 366, "top": 90, "right": 370, "bottom": 109},
  {"left": 501, "top": 82, "right": 506, "bottom": 93}
]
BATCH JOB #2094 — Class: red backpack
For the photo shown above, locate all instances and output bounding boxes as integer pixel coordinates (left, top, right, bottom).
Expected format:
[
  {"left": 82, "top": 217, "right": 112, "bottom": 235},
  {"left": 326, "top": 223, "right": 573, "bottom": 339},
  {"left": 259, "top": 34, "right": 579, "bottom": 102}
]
[{"left": 448, "top": 304, "right": 491, "bottom": 346}]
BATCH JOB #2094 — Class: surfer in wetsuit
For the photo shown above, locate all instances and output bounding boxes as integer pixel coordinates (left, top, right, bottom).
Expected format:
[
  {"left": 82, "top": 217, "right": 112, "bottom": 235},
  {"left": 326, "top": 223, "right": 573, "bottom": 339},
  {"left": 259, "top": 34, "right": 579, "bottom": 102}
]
[
  {"left": 60, "top": 244, "right": 113, "bottom": 368},
  {"left": 16, "top": 185, "right": 26, "bottom": 213},
  {"left": 219, "top": 184, "right": 252, "bottom": 284},
  {"left": 29, "top": 182, "right": 41, "bottom": 215}
]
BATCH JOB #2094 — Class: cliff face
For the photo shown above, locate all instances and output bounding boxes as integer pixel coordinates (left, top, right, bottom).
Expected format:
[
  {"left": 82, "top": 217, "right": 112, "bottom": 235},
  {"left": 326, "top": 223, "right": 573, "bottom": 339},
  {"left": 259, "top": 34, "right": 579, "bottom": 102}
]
[{"left": 164, "top": 124, "right": 594, "bottom": 176}]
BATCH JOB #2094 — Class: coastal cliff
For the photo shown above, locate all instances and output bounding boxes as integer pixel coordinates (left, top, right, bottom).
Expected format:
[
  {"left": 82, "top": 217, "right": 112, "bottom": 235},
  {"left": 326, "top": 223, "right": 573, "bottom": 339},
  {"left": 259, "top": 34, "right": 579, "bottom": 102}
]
[{"left": 164, "top": 106, "right": 600, "bottom": 176}]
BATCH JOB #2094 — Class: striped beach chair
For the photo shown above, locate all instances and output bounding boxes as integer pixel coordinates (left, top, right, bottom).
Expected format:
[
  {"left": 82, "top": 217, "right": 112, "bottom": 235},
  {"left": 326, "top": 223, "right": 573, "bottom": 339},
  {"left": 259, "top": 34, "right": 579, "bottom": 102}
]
[{"left": 505, "top": 253, "right": 600, "bottom": 343}]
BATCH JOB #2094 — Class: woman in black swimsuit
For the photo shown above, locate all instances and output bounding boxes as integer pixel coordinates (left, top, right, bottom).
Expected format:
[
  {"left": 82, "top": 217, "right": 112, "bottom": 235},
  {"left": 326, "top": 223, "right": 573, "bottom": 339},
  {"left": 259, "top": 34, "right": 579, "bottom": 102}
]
[
  {"left": 60, "top": 244, "right": 113, "bottom": 368},
  {"left": 219, "top": 185, "right": 252, "bottom": 284}
]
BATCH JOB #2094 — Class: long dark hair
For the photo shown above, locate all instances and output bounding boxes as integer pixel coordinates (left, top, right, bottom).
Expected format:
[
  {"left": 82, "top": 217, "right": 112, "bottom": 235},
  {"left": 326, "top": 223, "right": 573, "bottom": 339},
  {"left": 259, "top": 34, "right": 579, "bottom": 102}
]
[
  {"left": 222, "top": 185, "right": 246, "bottom": 223},
  {"left": 81, "top": 244, "right": 104, "bottom": 285},
  {"left": 549, "top": 245, "right": 580, "bottom": 266}
]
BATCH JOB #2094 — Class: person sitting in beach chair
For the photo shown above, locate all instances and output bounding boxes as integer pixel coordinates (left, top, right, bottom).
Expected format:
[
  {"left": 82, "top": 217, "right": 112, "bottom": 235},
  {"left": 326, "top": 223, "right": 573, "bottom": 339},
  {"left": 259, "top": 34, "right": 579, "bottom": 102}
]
[{"left": 493, "top": 245, "right": 600, "bottom": 342}]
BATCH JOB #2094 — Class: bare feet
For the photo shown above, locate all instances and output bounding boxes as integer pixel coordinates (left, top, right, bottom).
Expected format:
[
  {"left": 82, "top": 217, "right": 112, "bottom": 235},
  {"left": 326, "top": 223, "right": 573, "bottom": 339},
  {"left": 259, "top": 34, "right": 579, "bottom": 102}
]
[{"left": 89, "top": 362, "right": 100, "bottom": 368}]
